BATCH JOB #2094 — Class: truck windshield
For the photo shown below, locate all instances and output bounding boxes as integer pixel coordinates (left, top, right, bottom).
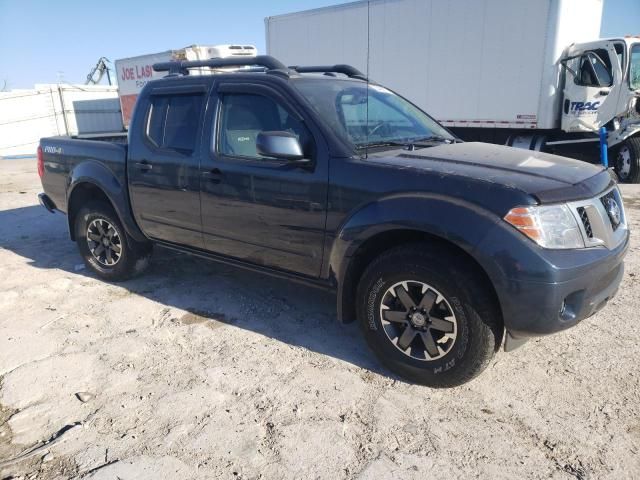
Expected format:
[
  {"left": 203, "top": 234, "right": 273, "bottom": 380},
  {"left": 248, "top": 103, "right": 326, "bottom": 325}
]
[
  {"left": 293, "top": 78, "right": 455, "bottom": 150},
  {"left": 631, "top": 44, "right": 640, "bottom": 91}
]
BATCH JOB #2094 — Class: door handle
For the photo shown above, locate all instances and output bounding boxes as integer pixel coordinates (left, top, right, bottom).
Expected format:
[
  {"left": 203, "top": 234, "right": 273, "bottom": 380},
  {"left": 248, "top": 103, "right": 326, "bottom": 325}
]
[
  {"left": 202, "top": 168, "right": 222, "bottom": 184},
  {"left": 135, "top": 160, "right": 153, "bottom": 172},
  {"left": 599, "top": 90, "right": 610, "bottom": 96}
]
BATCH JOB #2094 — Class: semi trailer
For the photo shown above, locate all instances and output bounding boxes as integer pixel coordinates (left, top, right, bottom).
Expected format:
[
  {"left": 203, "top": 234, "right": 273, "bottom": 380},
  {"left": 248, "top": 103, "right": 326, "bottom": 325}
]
[{"left": 265, "top": 0, "right": 640, "bottom": 182}]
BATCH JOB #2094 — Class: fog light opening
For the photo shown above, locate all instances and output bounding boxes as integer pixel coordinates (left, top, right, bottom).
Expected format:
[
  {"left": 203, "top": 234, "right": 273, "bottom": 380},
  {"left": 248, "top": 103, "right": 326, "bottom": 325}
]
[{"left": 559, "top": 290, "right": 585, "bottom": 323}]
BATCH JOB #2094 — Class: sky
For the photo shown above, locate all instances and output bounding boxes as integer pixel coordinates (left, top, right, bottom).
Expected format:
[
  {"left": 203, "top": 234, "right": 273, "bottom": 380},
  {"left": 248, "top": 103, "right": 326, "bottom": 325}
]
[{"left": 0, "top": 0, "right": 638, "bottom": 89}]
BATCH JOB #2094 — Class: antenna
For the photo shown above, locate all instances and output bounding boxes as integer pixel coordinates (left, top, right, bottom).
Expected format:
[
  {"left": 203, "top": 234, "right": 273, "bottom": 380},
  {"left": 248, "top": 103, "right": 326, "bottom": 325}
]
[{"left": 366, "top": 0, "right": 371, "bottom": 159}]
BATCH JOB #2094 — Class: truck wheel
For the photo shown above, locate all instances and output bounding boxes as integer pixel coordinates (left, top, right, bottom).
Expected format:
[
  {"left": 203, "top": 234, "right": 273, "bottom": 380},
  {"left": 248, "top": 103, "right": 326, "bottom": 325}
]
[
  {"left": 75, "top": 201, "right": 152, "bottom": 281},
  {"left": 356, "top": 244, "right": 501, "bottom": 388},
  {"left": 614, "top": 137, "right": 640, "bottom": 183}
]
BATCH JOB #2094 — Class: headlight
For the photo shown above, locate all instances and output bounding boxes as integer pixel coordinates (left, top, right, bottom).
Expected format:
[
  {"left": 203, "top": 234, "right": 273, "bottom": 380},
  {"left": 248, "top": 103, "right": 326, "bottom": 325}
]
[{"left": 504, "top": 204, "right": 584, "bottom": 249}]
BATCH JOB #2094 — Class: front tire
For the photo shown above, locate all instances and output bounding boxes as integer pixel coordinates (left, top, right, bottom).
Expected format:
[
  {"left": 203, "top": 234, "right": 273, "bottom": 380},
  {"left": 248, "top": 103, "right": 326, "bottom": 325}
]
[
  {"left": 356, "top": 244, "right": 501, "bottom": 388},
  {"left": 75, "top": 201, "right": 151, "bottom": 281},
  {"left": 614, "top": 137, "right": 640, "bottom": 184}
]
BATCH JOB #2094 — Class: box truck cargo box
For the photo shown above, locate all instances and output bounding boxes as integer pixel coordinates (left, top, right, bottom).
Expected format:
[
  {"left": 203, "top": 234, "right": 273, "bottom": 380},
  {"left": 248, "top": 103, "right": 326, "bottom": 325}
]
[
  {"left": 266, "top": 0, "right": 602, "bottom": 130},
  {"left": 115, "top": 44, "right": 257, "bottom": 126}
]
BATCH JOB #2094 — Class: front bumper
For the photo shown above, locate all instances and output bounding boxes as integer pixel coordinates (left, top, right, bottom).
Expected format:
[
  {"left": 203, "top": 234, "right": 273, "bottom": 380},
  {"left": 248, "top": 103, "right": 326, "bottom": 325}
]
[
  {"left": 500, "top": 230, "right": 629, "bottom": 339},
  {"left": 476, "top": 217, "right": 630, "bottom": 341}
]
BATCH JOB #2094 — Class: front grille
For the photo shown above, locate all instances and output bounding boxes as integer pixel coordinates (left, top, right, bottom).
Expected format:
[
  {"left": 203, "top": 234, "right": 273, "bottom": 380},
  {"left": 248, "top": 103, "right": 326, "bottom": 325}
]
[
  {"left": 568, "top": 186, "right": 626, "bottom": 250},
  {"left": 577, "top": 207, "right": 593, "bottom": 238}
]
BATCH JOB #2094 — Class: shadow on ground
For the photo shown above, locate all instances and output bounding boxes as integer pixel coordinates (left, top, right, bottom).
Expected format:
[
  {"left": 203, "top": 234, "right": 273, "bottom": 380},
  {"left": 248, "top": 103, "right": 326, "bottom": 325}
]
[{"left": 0, "top": 204, "right": 387, "bottom": 375}]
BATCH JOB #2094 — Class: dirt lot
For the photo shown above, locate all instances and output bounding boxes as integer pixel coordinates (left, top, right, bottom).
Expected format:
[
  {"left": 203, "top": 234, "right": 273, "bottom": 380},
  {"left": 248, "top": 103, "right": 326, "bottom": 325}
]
[{"left": 0, "top": 158, "right": 639, "bottom": 479}]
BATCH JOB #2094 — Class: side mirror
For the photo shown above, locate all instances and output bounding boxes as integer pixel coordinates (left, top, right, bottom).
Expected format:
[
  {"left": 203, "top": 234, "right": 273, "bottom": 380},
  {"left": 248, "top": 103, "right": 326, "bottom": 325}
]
[{"left": 256, "top": 131, "right": 305, "bottom": 161}]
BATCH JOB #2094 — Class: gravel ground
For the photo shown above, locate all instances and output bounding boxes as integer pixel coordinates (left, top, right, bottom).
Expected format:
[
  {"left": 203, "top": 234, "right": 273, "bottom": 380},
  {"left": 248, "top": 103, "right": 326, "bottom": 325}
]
[{"left": 0, "top": 158, "right": 639, "bottom": 480}]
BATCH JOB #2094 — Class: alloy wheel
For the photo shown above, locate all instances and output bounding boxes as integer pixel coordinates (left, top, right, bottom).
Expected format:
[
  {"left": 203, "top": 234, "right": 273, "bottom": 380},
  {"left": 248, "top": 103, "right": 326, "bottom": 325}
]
[
  {"left": 379, "top": 280, "right": 457, "bottom": 361},
  {"left": 86, "top": 218, "right": 122, "bottom": 267}
]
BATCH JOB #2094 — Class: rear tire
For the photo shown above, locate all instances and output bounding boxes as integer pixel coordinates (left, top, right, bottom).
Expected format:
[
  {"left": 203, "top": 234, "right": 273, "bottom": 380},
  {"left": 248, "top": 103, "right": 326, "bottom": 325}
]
[
  {"left": 614, "top": 137, "right": 640, "bottom": 184},
  {"left": 356, "top": 244, "right": 501, "bottom": 388},
  {"left": 75, "top": 201, "right": 152, "bottom": 281}
]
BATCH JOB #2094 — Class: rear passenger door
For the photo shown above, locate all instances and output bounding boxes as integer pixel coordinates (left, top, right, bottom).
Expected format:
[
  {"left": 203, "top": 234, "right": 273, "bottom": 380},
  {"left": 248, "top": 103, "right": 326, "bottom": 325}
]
[
  {"left": 200, "top": 82, "right": 329, "bottom": 277},
  {"left": 128, "top": 85, "right": 207, "bottom": 248}
]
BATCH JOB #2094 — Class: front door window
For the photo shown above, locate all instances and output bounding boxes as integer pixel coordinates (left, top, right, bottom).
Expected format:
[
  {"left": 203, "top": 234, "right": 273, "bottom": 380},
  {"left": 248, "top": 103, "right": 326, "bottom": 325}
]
[
  {"left": 631, "top": 44, "right": 640, "bottom": 91},
  {"left": 575, "top": 51, "right": 613, "bottom": 88},
  {"left": 218, "top": 93, "right": 311, "bottom": 159}
]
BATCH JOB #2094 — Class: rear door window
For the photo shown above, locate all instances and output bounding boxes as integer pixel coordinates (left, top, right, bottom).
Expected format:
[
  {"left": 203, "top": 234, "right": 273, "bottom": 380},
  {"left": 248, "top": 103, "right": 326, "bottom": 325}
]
[{"left": 145, "top": 93, "right": 204, "bottom": 154}]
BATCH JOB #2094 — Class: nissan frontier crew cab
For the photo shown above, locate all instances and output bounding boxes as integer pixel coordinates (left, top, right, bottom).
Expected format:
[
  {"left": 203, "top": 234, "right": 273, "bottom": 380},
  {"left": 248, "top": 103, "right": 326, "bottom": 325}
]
[{"left": 37, "top": 56, "right": 629, "bottom": 388}]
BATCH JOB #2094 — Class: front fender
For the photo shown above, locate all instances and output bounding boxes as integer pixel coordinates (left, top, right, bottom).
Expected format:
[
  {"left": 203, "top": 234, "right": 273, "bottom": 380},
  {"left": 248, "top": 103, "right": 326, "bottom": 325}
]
[
  {"left": 610, "top": 124, "right": 640, "bottom": 148},
  {"left": 329, "top": 193, "right": 502, "bottom": 320},
  {"left": 67, "top": 160, "right": 146, "bottom": 242}
]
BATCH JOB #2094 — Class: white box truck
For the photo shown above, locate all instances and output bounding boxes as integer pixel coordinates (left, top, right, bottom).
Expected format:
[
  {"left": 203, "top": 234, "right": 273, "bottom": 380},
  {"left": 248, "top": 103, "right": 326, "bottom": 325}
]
[
  {"left": 115, "top": 44, "right": 257, "bottom": 126},
  {"left": 265, "top": 0, "right": 640, "bottom": 182}
]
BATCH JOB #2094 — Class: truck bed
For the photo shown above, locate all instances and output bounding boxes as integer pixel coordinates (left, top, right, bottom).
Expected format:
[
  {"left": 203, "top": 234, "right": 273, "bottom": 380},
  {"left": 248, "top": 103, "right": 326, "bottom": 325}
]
[{"left": 39, "top": 136, "right": 128, "bottom": 214}]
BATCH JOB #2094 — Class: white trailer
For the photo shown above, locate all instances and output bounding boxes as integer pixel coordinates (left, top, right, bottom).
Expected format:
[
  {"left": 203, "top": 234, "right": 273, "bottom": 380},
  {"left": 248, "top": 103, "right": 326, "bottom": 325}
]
[
  {"left": 266, "top": 0, "right": 640, "bottom": 182},
  {"left": 115, "top": 44, "right": 257, "bottom": 126}
]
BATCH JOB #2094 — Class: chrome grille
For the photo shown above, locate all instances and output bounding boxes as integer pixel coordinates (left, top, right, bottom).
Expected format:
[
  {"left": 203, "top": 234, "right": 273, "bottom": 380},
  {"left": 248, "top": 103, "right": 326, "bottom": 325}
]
[
  {"left": 568, "top": 186, "right": 627, "bottom": 250},
  {"left": 577, "top": 207, "right": 593, "bottom": 238}
]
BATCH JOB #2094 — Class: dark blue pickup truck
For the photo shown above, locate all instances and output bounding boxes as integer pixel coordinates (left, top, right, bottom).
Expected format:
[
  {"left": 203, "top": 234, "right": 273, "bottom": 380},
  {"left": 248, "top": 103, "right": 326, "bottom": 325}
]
[{"left": 38, "top": 56, "right": 629, "bottom": 387}]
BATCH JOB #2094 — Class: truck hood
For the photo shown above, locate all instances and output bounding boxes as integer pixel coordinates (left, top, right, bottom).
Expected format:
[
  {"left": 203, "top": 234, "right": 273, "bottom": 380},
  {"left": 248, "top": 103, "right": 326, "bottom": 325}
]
[{"left": 368, "top": 142, "right": 613, "bottom": 203}]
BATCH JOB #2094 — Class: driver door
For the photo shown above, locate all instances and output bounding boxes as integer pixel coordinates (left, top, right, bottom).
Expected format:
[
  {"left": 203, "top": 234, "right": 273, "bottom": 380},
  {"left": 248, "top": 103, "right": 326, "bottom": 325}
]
[
  {"left": 199, "top": 82, "right": 329, "bottom": 277},
  {"left": 562, "top": 42, "right": 623, "bottom": 133}
]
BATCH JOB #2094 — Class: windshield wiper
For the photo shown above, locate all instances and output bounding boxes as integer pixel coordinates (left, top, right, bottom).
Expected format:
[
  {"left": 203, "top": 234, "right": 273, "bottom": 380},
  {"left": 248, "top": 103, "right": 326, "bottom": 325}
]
[
  {"left": 356, "top": 136, "right": 455, "bottom": 151},
  {"left": 409, "top": 135, "right": 456, "bottom": 144},
  {"left": 355, "top": 141, "right": 411, "bottom": 150}
]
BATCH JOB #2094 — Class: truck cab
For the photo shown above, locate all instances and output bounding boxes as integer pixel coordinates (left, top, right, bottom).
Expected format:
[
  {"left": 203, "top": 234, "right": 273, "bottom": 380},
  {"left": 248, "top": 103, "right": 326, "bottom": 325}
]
[{"left": 560, "top": 37, "right": 640, "bottom": 181}]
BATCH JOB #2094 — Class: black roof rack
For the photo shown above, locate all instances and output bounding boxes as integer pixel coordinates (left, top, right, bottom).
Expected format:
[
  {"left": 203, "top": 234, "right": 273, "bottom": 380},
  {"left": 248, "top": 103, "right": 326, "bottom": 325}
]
[
  {"left": 289, "top": 64, "right": 367, "bottom": 80},
  {"left": 151, "top": 55, "right": 368, "bottom": 82},
  {"left": 153, "top": 55, "right": 287, "bottom": 76}
]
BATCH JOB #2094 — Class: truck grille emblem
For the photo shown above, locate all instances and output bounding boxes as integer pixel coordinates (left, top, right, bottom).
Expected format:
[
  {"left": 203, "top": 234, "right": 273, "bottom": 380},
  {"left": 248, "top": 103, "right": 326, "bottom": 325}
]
[{"left": 605, "top": 197, "right": 621, "bottom": 229}]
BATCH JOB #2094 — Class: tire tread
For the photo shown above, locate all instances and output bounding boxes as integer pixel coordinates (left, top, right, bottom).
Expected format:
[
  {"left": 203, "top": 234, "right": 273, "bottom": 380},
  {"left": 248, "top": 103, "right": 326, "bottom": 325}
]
[{"left": 356, "top": 242, "right": 502, "bottom": 388}]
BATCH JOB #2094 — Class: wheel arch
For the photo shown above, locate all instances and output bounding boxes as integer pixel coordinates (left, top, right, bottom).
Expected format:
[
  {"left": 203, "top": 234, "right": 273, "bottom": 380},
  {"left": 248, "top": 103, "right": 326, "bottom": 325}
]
[
  {"left": 329, "top": 193, "right": 506, "bottom": 328},
  {"left": 67, "top": 182, "right": 112, "bottom": 241},
  {"left": 609, "top": 122, "right": 640, "bottom": 148},
  {"left": 67, "top": 173, "right": 146, "bottom": 243},
  {"left": 336, "top": 228, "right": 503, "bottom": 332}
]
